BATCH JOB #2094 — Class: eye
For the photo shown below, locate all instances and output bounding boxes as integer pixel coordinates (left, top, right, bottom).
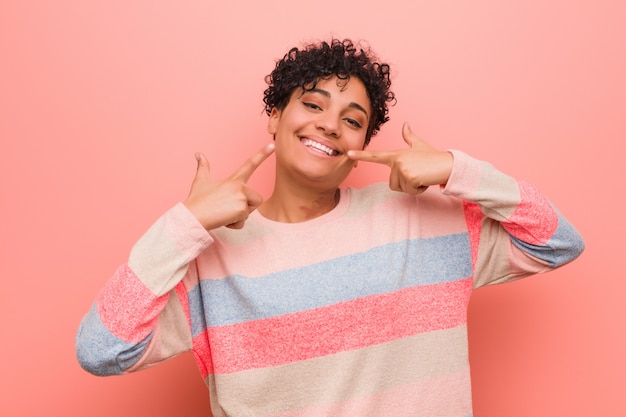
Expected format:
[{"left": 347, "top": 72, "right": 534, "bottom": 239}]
[
  {"left": 302, "top": 101, "right": 322, "bottom": 111},
  {"left": 344, "top": 118, "right": 362, "bottom": 128}
]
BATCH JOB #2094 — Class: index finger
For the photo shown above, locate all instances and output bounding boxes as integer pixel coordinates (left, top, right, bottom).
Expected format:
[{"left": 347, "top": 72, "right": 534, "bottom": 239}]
[
  {"left": 231, "top": 142, "right": 275, "bottom": 182},
  {"left": 346, "top": 149, "right": 395, "bottom": 166}
]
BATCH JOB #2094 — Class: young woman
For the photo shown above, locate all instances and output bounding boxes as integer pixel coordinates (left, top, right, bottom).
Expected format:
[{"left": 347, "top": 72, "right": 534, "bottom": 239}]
[{"left": 77, "top": 38, "right": 584, "bottom": 416}]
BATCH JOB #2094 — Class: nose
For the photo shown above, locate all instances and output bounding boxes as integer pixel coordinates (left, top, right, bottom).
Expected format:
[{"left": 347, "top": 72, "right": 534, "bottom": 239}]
[{"left": 315, "top": 112, "right": 340, "bottom": 137}]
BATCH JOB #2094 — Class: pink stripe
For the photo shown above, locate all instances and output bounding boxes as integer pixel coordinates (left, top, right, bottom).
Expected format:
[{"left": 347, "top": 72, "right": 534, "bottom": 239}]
[
  {"left": 191, "top": 331, "right": 211, "bottom": 378},
  {"left": 97, "top": 264, "right": 168, "bottom": 342},
  {"left": 175, "top": 280, "right": 215, "bottom": 377},
  {"left": 463, "top": 201, "right": 482, "bottom": 271},
  {"left": 504, "top": 181, "right": 558, "bottom": 245},
  {"left": 264, "top": 370, "right": 472, "bottom": 417},
  {"left": 197, "top": 279, "right": 472, "bottom": 375}
]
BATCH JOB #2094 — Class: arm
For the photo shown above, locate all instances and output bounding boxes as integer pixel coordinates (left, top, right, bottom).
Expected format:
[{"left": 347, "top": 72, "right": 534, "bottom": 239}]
[
  {"left": 442, "top": 150, "right": 584, "bottom": 286},
  {"left": 348, "top": 122, "right": 584, "bottom": 286},
  {"left": 76, "top": 143, "right": 275, "bottom": 376},
  {"left": 75, "top": 204, "right": 212, "bottom": 375}
]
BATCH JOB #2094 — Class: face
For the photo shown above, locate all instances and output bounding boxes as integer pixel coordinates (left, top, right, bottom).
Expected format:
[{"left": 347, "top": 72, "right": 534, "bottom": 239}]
[{"left": 267, "top": 76, "right": 371, "bottom": 190}]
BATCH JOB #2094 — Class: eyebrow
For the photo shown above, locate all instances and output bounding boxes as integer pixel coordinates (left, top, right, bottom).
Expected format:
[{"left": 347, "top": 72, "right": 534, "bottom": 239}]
[{"left": 307, "top": 88, "right": 369, "bottom": 118}]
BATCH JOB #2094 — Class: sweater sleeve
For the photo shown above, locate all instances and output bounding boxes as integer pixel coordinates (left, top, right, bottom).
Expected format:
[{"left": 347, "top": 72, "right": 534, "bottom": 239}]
[
  {"left": 442, "top": 150, "right": 584, "bottom": 288},
  {"left": 75, "top": 203, "right": 213, "bottom": 376}
]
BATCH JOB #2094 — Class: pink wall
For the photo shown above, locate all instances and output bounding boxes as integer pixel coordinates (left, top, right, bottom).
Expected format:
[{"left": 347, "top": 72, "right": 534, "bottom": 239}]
[{"left": 1, "top": 1, "right": 624, "bottom": 415}]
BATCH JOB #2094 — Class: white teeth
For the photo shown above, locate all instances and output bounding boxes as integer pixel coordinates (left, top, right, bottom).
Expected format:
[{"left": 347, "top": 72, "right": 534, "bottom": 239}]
[{"left": 301, "top": 139, "right": 338, "bottom": 156}]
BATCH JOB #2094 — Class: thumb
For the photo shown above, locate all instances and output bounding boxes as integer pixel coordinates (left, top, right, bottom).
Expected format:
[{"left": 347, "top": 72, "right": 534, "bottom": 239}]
[
  {"left": 402, "top": 122, "right": 416, "bottom": 147},
  {"left": 402, "top": 122, "right": 434, "bottom": 151},
  {"left": 193, "top": 152, "right": 211, "bottom": 180}
]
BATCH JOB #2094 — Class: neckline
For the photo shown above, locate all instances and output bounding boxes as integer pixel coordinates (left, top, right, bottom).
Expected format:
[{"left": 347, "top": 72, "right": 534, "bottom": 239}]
[{"left": 251, "top": 188, "right": 351, "bottom": 230}]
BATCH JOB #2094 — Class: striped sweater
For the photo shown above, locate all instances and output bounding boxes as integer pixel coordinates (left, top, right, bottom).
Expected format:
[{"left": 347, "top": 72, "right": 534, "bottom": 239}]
[{"left": 76, "top": 150, "right": 584, "bottom": 416}]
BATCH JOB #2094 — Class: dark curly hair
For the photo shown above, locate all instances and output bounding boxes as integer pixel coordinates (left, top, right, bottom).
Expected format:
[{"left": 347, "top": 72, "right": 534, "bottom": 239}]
[{"left": 263, "top": 38, "right": 395, "bottom": 145}]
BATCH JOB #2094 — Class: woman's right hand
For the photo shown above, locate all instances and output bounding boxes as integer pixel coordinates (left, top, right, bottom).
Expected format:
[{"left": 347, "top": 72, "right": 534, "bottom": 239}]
[{"left": 183, "top": 143, "right": 275, "bottom": 230}]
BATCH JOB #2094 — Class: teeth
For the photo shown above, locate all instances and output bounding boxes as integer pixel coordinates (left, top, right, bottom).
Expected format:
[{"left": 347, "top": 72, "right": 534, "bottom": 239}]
[{"left": 302, "top": 139, "right": 338, "bottom": 156}]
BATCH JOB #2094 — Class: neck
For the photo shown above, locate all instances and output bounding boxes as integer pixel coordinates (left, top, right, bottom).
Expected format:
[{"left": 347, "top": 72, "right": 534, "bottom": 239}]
[{"left": 259, "top": 184, "right": 340, "bottom": 223}]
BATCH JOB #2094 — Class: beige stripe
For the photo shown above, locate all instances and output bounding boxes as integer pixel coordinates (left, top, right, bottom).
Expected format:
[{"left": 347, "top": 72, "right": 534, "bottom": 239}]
[
  {"left": 129, "top": 221, "right": 192, "bottom": 296},
  {"left": 155, "top": 289, "right": 193, "bottom": 356},
  {"left": 205, "top": 326, "right": 470, "bottom": 417},
  {"left": 476, "top": 160, "right": 521, "bottom": 221},
  {"left": 474, "top": 217, "right": 516, "bottom": 287},
  {"left": 474, "top": 216, "right": 553, "bottom": 288},
  {"left": 128, "top": 289, "right": 192, "bottom": 371}
]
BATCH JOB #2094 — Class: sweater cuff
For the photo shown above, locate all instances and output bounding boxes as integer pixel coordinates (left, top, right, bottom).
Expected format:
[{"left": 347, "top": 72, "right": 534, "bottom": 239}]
[
  {"left": 128, "top": 203, "right": 213, "bottom": 296},
  {"left": 440, "top": 150, "right": 482, "bottom": 199},
  {"left": 165, "top": 202, "right": 214, "bottom": 253}
]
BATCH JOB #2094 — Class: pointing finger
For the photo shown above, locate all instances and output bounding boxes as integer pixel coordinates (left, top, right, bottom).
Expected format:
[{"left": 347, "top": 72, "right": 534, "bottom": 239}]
[
  {"left": 231, "top": 143, "right": 275, "bottom": 182},
  {"left": 346, "top": 149, "right": 395, "bottom": 166}
]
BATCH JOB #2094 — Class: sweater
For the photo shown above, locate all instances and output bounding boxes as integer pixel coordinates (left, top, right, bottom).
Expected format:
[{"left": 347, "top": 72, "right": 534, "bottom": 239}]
[{"left": 76, "top": 150, "right": 584, "bottom": 417}]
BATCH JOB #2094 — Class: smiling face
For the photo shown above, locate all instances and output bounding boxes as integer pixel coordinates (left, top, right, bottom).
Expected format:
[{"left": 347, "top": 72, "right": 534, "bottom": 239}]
[{"left": 267, "top": 76, "right": 371, "bottom": 190}]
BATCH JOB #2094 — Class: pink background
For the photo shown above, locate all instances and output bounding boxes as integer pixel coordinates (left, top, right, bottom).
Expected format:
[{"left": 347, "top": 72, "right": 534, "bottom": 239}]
[{"left": 1, "top": 1, "right": 624, "bottom": 416}]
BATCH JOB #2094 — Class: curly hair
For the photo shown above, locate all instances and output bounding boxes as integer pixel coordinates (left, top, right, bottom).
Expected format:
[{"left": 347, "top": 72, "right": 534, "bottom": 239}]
[{"left": 263, "top": 38, "right": 396, "bottom": 144}]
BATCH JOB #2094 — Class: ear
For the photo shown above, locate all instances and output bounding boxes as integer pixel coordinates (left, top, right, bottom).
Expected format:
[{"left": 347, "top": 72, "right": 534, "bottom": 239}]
[{"left": 267, "top": 108, "right": 281, "bottom": 135}]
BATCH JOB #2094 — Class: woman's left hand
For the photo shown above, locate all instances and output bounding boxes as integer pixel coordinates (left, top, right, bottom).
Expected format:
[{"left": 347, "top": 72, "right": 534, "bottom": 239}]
[{"left": 347, "top": 122, "right": 453, "bottom": 195}]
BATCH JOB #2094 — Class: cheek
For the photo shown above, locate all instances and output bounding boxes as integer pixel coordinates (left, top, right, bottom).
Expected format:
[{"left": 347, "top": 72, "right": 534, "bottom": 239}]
[
  {"left": 347, "top": 134, "right": 367, "bottom": 151},
  {"left": 273, "top": 109, "right": 303, "bottom": 135}
]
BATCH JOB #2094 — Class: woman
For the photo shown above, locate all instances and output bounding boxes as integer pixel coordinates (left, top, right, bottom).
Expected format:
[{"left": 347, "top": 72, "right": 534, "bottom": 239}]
[{"left": 77, "top": 38, "right": 584, "bottom": 416}]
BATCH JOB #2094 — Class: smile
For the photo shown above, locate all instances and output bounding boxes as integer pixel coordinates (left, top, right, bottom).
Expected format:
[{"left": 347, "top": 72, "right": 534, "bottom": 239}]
[{"left": 301, "top": 138, "right": 340, "bottom": 156}]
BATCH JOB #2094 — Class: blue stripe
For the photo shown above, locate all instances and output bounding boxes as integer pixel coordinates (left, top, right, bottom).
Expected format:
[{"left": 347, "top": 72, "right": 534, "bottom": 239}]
[
  {"left": 188, "top": 233, "right": 472, "bottom": 335},
  {"left": 510, "top": 212, "right": 585, "bottom": 267},
  {"left": 76, "top": 304, "right": 151, "bottom": 376}
]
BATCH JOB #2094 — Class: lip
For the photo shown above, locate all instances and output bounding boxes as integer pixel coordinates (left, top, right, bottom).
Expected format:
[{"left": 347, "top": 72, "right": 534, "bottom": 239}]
[{"left": 299, "top": 135, "right": 342, "bottom": 157}]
